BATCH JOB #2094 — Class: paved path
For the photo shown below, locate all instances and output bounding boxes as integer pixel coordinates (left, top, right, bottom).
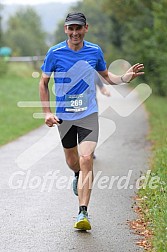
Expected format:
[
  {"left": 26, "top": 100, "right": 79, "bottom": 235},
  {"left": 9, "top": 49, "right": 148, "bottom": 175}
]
[{"left": 0, "top": 85, "right": 150, "bottom": 252}]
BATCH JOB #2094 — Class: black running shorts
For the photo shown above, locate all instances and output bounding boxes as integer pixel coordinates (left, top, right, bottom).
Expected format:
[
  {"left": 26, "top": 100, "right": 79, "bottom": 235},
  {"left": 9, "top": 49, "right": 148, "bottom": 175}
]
[{"left": 58, "top": 112, "right": 99, "bottom": 149}]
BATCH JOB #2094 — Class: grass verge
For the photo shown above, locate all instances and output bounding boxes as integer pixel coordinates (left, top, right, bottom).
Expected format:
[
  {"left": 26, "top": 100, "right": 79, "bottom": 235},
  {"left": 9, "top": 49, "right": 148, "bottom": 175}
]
[
  {"left": 0, "top": 62, "right": 47, "bottom": 146},
  {"left": 134, "top": 95, "right": 167, "bottom": 251}
]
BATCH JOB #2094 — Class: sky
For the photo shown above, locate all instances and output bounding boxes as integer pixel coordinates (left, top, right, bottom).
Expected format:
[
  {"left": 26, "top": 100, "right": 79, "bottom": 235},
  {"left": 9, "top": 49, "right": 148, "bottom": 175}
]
[{"left": 1, "top": 0, "right": 79, "bottom": 5}]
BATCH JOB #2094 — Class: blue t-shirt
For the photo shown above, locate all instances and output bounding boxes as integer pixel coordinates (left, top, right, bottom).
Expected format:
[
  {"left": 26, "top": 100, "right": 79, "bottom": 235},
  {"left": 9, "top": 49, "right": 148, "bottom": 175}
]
[{"left": 41, "top": 40, "right": 107, "bottom": 120}]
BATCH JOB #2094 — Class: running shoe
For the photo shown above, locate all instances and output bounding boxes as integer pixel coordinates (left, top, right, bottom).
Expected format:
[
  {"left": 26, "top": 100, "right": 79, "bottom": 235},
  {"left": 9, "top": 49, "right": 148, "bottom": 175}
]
[
  {"left": 74, "top": 210, "right": 91, "bottom": 230},
  {"left": 73, "top": 175, "right": 79, "bottom": 196}
]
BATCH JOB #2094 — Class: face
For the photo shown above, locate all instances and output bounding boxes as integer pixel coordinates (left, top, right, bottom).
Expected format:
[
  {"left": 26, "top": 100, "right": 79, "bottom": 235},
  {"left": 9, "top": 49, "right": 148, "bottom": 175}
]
[{"left": 64, "top": 24, "right": 88, "bottom": 46}]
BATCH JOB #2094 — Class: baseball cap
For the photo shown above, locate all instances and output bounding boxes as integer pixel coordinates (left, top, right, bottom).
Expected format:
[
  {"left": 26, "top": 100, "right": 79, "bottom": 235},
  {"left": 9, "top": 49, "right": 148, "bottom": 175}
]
[{"left": 64, "top": 12, "right": 87, "bottom": 26}]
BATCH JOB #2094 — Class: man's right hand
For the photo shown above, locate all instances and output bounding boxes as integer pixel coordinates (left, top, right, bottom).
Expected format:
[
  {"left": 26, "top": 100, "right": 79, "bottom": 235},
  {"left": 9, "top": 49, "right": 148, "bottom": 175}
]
[{"left": 45, "top": 113, "right": 60, "bottom": 127}]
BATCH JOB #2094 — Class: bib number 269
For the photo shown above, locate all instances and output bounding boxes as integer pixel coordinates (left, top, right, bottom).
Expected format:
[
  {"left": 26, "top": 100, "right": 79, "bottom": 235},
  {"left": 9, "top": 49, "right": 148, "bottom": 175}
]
[{"left": 71, "top": 99, "right": 83, "bottom": 107}]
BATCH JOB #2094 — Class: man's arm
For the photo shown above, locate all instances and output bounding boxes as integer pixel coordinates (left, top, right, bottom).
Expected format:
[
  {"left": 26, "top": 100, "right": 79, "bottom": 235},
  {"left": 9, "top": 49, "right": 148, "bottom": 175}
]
[
  {"left": 39, "top": 73, "right": 60, "bottom": 127},
  {"left": 96, "top": 74, "right": 111, "bottom": 96},
  {"left": 98, "top": 63, "right": 144, "bottom": 85}
]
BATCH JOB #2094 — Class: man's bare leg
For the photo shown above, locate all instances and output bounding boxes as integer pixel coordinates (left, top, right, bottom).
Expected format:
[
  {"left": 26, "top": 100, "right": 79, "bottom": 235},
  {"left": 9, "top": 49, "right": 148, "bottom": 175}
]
[
  {"left": 78, "top": 154, "right": 93, "bottom": 207},
  {"left": 63, "top": 146, "right": 80, "bottom": 173},
  {"left": 63, "top": 143, "right": 95, "bottom": 230},
  {"left": 63, "top": 145, "right": 94, "bottom": 206}
]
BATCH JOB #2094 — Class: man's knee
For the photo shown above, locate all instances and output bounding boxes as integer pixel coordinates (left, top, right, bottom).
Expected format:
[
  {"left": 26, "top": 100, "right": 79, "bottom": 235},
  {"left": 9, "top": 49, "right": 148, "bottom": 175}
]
[
  {"left": 80, "top": 154, "right": 93, "bottom": 167},
  {"left": 66, "top": 155, "right": 78, "bottom": 169},
  {"left": 64, "top": 146, "right": 79, "bottom": 170},
  {"left": 79, "top": 141, "right": 97, "bottom": 157}
]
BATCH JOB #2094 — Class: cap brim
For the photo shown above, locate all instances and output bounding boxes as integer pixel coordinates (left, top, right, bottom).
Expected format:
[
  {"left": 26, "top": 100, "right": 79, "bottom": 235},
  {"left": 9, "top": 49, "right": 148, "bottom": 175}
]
[{"left": 64, "top": 20, "right": 85, "bottom": 26}]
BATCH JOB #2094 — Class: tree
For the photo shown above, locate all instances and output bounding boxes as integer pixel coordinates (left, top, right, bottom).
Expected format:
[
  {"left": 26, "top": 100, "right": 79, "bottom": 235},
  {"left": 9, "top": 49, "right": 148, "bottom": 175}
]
[
  {"left": 150, "top": 0, "right": 167, "bottom": 96},
  {"left": 102, "top": 0, "right": 167, "bottom": 96},
  {"left": 3, "top": 7, "right": 48, "bottom": 56},
  {"left": 0, "top": 4, "right": 3, "bottom": 47}
]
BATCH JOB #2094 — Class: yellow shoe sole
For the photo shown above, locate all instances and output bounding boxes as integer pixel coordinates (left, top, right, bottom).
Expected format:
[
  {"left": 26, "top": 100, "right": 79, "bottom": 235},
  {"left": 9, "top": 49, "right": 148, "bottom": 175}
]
[{"left": 74, "top": 218, "right": 91, "bottom": 230}]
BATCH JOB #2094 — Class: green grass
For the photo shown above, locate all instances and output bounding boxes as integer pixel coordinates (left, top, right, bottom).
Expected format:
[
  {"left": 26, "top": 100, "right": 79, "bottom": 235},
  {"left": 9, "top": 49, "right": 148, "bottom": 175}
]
[
  {"left": 139, "top": 95, "right": 167, "bottom": 251},
  {"left": 0, "top": 62, "right": 46, "bottom": 146}
]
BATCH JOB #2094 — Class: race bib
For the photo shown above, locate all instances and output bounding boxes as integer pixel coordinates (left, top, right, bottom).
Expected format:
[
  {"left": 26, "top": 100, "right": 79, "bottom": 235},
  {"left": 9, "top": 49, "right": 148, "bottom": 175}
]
[{"left": 65, "top": 93, "right": 88, "bottom": 112}]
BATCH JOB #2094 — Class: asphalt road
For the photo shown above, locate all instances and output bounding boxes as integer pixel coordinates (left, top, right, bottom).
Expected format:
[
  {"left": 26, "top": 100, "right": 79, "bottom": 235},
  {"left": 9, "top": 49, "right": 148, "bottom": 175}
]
[{"left": 0, "top": 85, "right": 150, "bottom": 252}]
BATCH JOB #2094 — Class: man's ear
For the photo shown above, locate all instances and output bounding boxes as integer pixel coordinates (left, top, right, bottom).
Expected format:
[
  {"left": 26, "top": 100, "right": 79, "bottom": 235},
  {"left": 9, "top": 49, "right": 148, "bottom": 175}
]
[
  {"left": 64, "top": 25, "right": 67, "bottom": 34},
  {"left": 85, "top": 24, "right": 89, "bottom": 33}
]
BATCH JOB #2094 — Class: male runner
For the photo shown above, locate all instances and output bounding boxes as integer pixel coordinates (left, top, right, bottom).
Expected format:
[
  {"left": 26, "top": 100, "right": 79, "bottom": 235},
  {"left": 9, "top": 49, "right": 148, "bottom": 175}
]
[{"left": 39, "top": 12, "right": 144, "bottom": 230}]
